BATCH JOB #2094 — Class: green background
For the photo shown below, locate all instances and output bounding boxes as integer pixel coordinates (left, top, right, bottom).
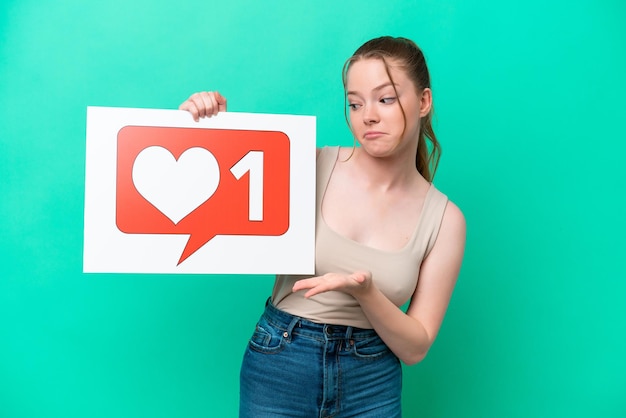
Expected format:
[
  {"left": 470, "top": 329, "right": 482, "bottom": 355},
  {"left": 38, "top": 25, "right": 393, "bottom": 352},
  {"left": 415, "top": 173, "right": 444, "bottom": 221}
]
[{"left": 1, "top": 1, "right": 625, "bottom": 417}]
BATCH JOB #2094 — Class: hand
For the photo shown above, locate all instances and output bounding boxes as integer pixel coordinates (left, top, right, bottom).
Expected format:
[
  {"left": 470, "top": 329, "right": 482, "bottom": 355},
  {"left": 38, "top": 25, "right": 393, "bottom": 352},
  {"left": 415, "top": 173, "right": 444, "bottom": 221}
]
[
  {"left": 292, "top": 271, "right": 372, "bottom": 299},
  {"left": 179, "top": 91, "right": 227, "bottom": 121}
]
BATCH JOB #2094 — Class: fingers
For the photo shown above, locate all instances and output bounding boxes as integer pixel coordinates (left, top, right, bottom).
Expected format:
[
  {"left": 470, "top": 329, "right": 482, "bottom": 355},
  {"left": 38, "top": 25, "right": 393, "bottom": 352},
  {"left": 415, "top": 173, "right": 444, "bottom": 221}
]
[
  {"left": 292, "top": 272, "right": 373, "bottom": 299},
  {"left": 178, "top": 99, "right": 200, "bottom": 121},
  {"left": 292, "top": 274, "right": 352, "bottom": 298},
  {"left": 304, "top": 287, "right": 325, "bottom": 299},
  {"left": 292, "top": 277, "right": 328, "bottom": 299},
  {"left": 350, "top": 271, "right": 371, "bottom": 283},
  {"left": 213, "top": 91, "right": 227, "bottom": 112},
  {"left": 178, "top": 91, "right": 228, "bottom": 121},
  {"left": 300, "top": 278, "right": 333, "bottom": 299},
  {"left": 292, "top": 277, "right": 318, "bottom": 293}
]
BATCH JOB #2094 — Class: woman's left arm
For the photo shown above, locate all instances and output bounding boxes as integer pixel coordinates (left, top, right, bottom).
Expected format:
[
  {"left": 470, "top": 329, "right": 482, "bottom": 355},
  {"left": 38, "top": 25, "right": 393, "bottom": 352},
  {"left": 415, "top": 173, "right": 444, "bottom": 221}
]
[{"left": 293, "top": 201, "right": 466, "bottom": 365}]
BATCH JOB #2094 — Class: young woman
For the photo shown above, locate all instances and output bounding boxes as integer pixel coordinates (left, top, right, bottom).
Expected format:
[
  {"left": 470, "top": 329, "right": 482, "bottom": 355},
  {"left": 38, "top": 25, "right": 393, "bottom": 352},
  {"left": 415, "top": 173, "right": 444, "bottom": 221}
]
[{"left": 180, "top": 36, "right": 466, "bottom": 418}]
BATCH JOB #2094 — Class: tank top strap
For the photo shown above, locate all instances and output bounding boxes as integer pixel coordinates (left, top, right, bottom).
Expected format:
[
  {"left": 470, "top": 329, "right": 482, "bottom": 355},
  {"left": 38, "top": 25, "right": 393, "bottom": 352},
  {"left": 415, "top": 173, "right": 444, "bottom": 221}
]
[
  {"left": 316, "top": 146, "right": 340, "bottom": 214},
  {"left": 415, "top": 185, "right": 449, "bottom": 258}
]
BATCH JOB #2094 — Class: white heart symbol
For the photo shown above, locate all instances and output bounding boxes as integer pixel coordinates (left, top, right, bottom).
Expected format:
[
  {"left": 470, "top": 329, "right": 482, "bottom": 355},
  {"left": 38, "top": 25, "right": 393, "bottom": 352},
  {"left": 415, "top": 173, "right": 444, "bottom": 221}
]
[{"left": 132, "top": 146, "right": 220, "bottom": 224}]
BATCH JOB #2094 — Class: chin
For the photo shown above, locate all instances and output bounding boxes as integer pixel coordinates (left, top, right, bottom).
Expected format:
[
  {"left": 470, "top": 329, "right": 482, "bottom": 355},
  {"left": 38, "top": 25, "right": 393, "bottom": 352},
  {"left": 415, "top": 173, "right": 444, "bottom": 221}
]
[{"left": 360, "top": 141, "right": 400, "bottom": 158}]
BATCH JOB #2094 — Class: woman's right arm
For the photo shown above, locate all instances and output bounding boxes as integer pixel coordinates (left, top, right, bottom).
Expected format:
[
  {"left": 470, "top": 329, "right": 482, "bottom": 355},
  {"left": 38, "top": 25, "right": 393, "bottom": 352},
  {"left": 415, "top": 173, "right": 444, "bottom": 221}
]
[{"left": 179, "top": 91, "right": 227, "bottom": 121}]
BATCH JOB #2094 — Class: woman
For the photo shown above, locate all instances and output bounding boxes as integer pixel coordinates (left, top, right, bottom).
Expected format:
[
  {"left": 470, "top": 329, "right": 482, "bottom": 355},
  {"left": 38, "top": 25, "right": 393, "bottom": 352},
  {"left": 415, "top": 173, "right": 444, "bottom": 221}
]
[{"left": 180, "top": 36, "right": 466, "bottom": 417}]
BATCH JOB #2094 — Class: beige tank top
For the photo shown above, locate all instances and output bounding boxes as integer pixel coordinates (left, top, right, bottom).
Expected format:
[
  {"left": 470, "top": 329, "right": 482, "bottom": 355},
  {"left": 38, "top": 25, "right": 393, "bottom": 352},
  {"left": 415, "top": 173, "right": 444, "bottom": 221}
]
[{"left": 271, "top": 146, "right": 448, "bottom": 328}]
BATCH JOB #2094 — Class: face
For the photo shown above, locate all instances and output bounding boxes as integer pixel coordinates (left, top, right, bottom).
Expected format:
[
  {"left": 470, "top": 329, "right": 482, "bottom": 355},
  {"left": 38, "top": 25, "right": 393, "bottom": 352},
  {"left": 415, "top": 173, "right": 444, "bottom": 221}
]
[{"left": 346, "top": 58, "right": 431, "bottom": 159}]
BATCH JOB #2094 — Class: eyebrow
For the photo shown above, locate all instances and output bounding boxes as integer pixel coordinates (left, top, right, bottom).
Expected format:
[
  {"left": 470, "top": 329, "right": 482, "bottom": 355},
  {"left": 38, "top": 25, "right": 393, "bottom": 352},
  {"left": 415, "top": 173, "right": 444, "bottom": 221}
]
[{"left": 347, "top": 82, "right": 397, "bottom": 96}]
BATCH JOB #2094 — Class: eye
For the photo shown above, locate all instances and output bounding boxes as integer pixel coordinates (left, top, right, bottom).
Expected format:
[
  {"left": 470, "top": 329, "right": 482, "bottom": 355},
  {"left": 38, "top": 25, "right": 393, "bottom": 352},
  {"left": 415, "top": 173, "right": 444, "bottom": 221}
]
[
  {"left": 380, "top": 97, "right": 396, "bottom": 104},
  {"left": 348, "top": 103, "right": 362, "bottom": 110}
]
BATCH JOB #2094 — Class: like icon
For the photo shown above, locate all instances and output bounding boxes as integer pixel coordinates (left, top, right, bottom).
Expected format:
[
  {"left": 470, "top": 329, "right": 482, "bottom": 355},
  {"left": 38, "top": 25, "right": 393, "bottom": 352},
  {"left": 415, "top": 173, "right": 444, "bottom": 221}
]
[
  {"left": 116, "top": 126, "right": 290, "bottom": 265},
  {"left": 83, "top": 107, "right": 315, "bottom": 274}
]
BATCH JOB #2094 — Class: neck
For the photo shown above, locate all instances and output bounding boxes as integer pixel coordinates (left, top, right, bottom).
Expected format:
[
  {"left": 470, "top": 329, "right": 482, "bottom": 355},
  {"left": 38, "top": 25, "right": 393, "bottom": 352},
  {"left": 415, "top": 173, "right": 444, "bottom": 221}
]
[{"left": 349, "top": 146, "right": 424, "bottom": 191}]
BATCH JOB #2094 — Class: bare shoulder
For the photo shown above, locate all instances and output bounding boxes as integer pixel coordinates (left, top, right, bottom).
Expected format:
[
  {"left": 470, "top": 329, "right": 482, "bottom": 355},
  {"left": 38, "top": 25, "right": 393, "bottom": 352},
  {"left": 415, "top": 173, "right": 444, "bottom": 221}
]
[
  {"left": 441, "top": 200, "right": 466, "bottom": 236},
  {"left": 430, "top": 199, "right": 466, "bottom": 260}
]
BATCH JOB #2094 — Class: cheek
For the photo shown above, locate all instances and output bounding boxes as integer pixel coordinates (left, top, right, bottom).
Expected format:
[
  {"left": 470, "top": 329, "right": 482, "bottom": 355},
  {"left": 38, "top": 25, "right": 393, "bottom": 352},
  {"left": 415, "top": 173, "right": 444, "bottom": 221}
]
[
  {"left": 380, "top": 104, "right": 403, "bottom": 120},
  {"left": 348, "top": 112, "right": 360, "bottom": 130},
  {"left": 384, "top": 107, "right": 407, "bottom": 130},
  {"left": 393, "top": 109, "right": 407, "bottom": 125},
  {"left": 405, "top": 118, "right": 421, "bottom": 139}
]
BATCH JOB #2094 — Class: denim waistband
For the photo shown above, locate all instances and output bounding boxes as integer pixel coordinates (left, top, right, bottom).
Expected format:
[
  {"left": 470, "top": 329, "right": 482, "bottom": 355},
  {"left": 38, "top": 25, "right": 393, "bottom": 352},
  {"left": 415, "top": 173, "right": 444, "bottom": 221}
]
[{"left": 263, "top": 298, "right": 378, "bottom": 341}]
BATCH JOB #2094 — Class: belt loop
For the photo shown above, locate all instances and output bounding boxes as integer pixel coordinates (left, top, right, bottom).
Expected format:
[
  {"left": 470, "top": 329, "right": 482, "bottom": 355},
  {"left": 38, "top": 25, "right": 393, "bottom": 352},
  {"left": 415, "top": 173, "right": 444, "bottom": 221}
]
[
  {"left": 345, "top": 326, "right": 353, "bottom": 341},
  {"left": 345, "top": 326, "right": 354, "bottom": 348}
]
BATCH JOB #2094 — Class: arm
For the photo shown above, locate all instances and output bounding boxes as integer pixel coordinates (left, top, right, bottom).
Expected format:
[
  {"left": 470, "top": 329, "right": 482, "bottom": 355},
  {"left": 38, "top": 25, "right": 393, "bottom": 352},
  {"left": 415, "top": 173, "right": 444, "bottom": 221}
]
[{"left": 293, "top": 201, "right": 466, "bottom": 365}]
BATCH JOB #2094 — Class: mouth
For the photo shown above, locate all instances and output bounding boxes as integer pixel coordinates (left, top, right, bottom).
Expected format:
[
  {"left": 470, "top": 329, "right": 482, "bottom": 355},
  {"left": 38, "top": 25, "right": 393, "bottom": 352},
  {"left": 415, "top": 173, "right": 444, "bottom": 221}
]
[{"left": 363, "top": 131, "right": 385, "bottom": 140}]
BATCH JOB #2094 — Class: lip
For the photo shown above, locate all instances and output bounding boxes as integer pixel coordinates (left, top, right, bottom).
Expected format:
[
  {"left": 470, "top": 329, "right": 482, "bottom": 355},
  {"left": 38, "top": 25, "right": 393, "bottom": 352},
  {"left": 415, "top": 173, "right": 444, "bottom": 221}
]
[{"left": 363, "top": 131, "right": 385, "bottom": 139}]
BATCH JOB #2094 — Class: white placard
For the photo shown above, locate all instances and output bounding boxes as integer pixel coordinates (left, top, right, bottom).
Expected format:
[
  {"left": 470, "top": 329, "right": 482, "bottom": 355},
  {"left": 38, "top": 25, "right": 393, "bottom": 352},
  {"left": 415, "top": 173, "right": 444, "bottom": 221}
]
[{"left": 83, "top": 106, "right": 316, "bottom": 274}]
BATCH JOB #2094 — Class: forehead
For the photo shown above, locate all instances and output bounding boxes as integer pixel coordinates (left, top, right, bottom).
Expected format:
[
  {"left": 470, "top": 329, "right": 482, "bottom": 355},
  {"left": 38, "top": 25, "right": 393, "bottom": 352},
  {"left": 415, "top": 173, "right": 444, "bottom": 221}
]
[{"left": 346, "top": 58, "right": 411, "bottom": 90}]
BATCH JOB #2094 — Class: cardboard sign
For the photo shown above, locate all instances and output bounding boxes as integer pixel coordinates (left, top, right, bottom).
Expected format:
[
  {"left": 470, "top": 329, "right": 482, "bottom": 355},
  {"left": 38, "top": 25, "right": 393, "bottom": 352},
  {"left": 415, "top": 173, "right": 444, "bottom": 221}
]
[{"left": 84, "top": 107, "right": 316, "bottom": 274}]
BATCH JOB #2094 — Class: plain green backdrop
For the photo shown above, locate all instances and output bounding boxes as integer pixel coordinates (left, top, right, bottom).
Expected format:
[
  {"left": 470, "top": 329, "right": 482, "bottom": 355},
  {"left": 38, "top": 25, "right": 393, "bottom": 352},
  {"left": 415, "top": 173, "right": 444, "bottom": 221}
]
[{"left": 1, "top": 0, "right": 625, "bottom": 417}]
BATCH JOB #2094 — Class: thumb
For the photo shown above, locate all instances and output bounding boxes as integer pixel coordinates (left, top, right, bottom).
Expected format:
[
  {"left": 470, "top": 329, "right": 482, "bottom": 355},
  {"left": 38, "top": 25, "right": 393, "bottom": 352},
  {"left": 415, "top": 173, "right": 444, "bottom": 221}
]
[
  {"left": 214, "top": 91, "right": 227, "bottom": 112},
  {"left": 351, "top": 271, "right": 370, "bottom": 283}
]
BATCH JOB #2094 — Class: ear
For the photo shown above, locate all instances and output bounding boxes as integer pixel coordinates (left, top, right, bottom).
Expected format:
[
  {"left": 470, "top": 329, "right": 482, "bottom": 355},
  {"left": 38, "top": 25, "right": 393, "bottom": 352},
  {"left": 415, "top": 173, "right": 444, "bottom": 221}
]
[{"left": 419, "top": 88, "right": 432, "bottom": 117}]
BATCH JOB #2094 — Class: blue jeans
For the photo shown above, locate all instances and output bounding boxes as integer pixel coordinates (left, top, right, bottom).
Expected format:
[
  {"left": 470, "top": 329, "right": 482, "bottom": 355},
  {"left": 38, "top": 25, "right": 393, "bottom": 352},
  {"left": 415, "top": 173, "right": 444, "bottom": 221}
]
[{"left": 240, "top": 299, "right": 402, "bottom": 417}]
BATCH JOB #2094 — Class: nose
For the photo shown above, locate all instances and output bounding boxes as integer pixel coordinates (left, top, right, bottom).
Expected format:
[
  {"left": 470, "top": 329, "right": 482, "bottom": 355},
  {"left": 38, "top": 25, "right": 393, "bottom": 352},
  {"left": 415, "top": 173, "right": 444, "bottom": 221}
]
[{"left": 363, "top": 104, "right": 379, "bottom": 124}]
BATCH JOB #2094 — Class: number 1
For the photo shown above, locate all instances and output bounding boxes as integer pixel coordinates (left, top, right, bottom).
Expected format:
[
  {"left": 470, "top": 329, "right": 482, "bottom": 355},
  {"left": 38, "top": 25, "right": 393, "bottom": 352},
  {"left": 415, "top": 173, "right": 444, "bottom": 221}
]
[{"left": 230, "top": 151, "right": 264, "bottom": 221}]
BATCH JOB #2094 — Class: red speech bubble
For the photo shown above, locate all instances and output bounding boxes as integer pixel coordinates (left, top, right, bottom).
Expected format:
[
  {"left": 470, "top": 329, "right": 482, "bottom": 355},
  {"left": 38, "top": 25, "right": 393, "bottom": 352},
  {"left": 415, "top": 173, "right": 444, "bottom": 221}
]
[{"left": 116, "top": 126, "right": 290, "bottom": 265}]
